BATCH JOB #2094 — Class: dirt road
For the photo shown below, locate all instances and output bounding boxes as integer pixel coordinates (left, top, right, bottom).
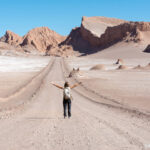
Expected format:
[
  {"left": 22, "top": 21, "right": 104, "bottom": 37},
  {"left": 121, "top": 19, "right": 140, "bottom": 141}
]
[{"left": 0, "top": 57, "right": 149, "bottom": 150}]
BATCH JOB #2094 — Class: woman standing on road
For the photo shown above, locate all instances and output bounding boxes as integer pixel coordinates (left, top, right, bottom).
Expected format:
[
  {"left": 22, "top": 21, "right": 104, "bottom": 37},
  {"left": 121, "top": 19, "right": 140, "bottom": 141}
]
[{"left": 50, "top": 81, "right": 81, "bottom": 118}]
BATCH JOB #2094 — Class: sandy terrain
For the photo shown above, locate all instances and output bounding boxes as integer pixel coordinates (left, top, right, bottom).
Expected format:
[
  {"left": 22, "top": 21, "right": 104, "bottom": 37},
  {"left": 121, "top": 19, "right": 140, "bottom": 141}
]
[
  {"left": 0, "top": 55, "right": 149, "bottom": 150},
  {"left": 0, "top": 56, "right": 49, "bottom": 98},
  {"left": 85, "top": 42, "right": 150, "bottom": 59},
  {"left": 66, "top": 44, "right": 150, "bottom": 113}
]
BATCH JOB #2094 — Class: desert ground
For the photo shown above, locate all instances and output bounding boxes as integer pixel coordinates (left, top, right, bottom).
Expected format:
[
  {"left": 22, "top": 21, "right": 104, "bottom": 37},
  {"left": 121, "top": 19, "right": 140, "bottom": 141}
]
[
  {"left": 66, "top": 42, "right": 150, "bottom": 112},
  {"left": 0, "top": 16, "right": 150, "bottom": 150},
  {"left": 0, "top": 48, "right": 149, "bottom": 150}
]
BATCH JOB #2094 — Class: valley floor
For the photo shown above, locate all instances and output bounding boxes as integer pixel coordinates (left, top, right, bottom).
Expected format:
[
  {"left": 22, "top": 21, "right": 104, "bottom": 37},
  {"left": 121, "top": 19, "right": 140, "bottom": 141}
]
[
  {"left": 66, "top": 55, "right": 150, "bottom": 113},
  {"left": 0, "top": 55, "right": 149, "bottom": 150}
]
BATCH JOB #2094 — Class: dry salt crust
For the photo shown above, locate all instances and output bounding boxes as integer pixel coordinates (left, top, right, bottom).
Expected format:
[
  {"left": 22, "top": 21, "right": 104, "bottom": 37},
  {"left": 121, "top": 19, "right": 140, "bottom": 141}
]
[
  {"left": 0, "top": 56, "right": 50, "bottom": 97},
  {"left": 0, "top": 56, "right": 49, "bottom": 72}
]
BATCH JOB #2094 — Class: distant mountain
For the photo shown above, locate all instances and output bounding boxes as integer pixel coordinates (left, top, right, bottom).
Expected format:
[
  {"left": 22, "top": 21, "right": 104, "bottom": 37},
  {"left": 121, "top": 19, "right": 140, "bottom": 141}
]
[
  {"left": 0, "top": 27, "right": 65, "bottom": 53},
  {"left": 21, "top": 27, "right": 65, "bottom": 52},
  {"left": 1, "top": 17, "right": 150, "bottom": 56}
]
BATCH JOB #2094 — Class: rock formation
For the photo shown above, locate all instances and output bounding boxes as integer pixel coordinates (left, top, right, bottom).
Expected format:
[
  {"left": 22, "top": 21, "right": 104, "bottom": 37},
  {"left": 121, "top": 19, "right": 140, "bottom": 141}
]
[
  {"left": 21, "top": 27, "right": 65, "bottom": 52},
  {"left": 80, "top": 16, "right": 126, "bottom": 47},
  {"left": 0, "top": 30, "right": 23, "bottom": 46},
  {"left": 0, "top": 27, "right": 66, "bottom": 55},
  {"left": 143, "top": 44, "right": 150, "bottom": 53},
  {"left": 61, "top": 16, "right": 150, "bottom": 52},
  {"left": 145, "top": 63, "right": 150, "bottom": 69},
  {"left": 1, "top": 16, "right": 150, "bottom": 56},
  {"left": 117, "top": 65, "right": 128, "bottom": 70},
  {"left": 45, "top": 45, "right": 74, "bottom": 57},
  {"left": 133, "top": 65, "right": 143, "bottom": 70},
  {"left": 68, "top": 68, "right": 80, "bottom": 77},
  {"left": 60, "top": 27, "right": 92, "bottom": 52},
  {"left": 0, "top": 42, "right": 16, "bottom": 50},
  {"left": 115, "top": 59, "right": 124, "bottom": 65}
]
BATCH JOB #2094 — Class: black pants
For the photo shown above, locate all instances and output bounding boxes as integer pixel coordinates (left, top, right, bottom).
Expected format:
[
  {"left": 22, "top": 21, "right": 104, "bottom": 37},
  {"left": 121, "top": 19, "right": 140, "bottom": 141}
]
[{"left": 63, "top": 99, "right": 71, "bottom": 117}]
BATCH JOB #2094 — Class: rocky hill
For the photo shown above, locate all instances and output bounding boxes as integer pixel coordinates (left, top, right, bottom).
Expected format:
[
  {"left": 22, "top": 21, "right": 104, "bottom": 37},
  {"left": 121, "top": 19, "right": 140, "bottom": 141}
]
[
  {"left": 0, "top": 27, "right": 65, "bottom": 54},
  {"left": 21, "top": 27, "right": 65, "bottom": 52},
  {"left": 0, "top": 30, "right": 23, "bottom": 46},
  {"left": 61, "top": 16, "right": 150, "bottom": 52}
]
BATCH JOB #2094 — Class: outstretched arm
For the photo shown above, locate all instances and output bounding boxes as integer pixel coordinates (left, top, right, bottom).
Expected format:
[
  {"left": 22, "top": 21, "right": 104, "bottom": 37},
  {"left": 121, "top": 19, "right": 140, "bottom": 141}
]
[
  {"left": 50, "top": 82, "right": 64, "bottom": 89},
  {"left": 70, "top": 82, "right": 82, "bottom": 89}
]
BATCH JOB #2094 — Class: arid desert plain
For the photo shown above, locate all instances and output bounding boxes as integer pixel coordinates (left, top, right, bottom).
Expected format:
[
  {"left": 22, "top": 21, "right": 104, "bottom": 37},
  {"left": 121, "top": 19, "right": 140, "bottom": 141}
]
[{"left": 0, "top": 16, "right": 150, "bottom": 150}]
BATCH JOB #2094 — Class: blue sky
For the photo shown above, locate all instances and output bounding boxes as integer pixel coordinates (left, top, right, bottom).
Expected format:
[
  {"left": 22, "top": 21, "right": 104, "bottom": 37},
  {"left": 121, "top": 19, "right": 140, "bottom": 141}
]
[{"left": 0, "top": 0, "right": 149, "bottom": 37}]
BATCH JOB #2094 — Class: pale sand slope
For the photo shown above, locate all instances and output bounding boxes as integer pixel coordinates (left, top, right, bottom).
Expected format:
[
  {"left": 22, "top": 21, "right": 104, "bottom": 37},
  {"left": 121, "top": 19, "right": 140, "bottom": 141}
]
[
  {"left": 0, "top": 57, "right": 149, "bottom": 149},
  {"left": 85, "top": 42, "right": 150, "bottom": 59},
  {"left": 0, "top": 56, "right": 49, "bottom": 98},
  {"left": 66, "top": 42, "right": 150, "bottom": 113}
]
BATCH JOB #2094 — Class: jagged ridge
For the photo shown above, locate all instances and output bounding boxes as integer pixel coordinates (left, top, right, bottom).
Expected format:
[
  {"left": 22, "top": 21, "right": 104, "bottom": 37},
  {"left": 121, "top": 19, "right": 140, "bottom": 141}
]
[
  {"left": 0, "top": 27, "right": 65, "bottom": 53},
  {"left": 21, "top": 27, "right": 65, "bottom": 52},
  {"left": 62, "top": 16, "right": 150, "bottom": 52}
]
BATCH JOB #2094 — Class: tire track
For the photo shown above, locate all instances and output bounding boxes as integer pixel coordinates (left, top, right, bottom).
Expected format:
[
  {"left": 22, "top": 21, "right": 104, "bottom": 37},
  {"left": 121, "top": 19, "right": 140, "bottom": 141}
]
[
  {"left": 0, "top": 57, "right": 149, "bottom": 150},
  {"left": 60, "top": 58, "right": 147, "bottom": 150},
  {"left": 0, "top": 57, "right": 55, "bottom": 118},
  {"left": 62, "top": 58, "right": 150, "bottom": 119}
]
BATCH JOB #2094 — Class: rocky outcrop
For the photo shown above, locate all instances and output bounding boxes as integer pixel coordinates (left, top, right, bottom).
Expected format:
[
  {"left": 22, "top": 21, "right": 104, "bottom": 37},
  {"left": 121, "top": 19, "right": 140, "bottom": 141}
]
[
  {"left": 62, "top": 16, "right": 150, "bottom": 52},
  {"left": 80, "top": 16, "right": 126, "bottom": 46},
  {"left": 144, "top": 44, "right": 150, "bottom": 53},
  {"left": 81, "top": 17, "right": 150, "bottom": 47},
  {"left": 21, "top": 27, "right": 65, "bottom": 52},
  {"left": 61, "top": 16, "right": 127, "bottom": 51},
  {"left": 0, "top": 30, "right": 23, "bottom": 46},
  {"left": 0, "top": 27, "right": 66, "bottom": 54},
  {"left": 0, "top": 42, "right": 16, "bottom": 50},
  {"left": 46, "top": 45, "right": 74, "bottom": 57},
  {"left": 117, "top": 65, "right": 128, "bottom": 70},
  {"left": 133, "top": 65, "right": 144, "bottom": 70},
  {"left": 115, "top": 59, "right": 124, "bottom": 65},
  {"left": 68, "top": 68, "right": 80, "bottom": 77},
  {"left": 59, "top": 27, "right": 91, "bottom": 52}
]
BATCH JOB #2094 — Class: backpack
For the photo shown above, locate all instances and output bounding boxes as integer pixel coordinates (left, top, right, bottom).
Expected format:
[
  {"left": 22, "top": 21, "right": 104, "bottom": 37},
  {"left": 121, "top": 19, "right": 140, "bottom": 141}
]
[{"left": 64, "top": 87, "right": 71, "bottom": 100}]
